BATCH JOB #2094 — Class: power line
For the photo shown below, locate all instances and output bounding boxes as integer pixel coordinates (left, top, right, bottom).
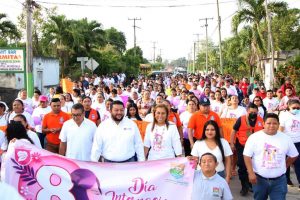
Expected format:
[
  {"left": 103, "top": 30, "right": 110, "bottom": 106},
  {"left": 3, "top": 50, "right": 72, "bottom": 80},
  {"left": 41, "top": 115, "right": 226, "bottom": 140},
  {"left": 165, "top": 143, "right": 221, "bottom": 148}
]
[{"left": 35, "top": 0, "right": 236, "bottom": 8}]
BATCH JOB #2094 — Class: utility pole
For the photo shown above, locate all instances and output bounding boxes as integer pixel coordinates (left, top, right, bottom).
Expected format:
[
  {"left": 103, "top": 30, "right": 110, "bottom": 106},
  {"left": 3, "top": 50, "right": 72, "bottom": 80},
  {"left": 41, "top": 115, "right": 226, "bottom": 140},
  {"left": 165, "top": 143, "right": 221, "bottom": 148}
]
[
  {"left": 193, "top": 42, "right": 196, "bottom": 73},
  {"left": 199, "top": 18, "right": 213, "bottom": 74},
  {"left": 25, "top": 0, "right": 39, "bottom": 97},
  {"left": 264, "top": 0, "right": 274, "bottom": 89},
  {"left": 216, "top": 0, "right": 223, "bottom": 74},
  {"left": 188, "top": 51, "right": 192, "bottom": 73},
  {"left": 159, "top": 49, "right": 162, "bottom": 57},
  {"left": 193, "top": 33, "right": 201, "bottom": 54},
  {"left": 128, "top": 18, "right": 141, "bottom": 66},
  {"left": 152, "top": 42, "right": 156, "bottom": 63}
]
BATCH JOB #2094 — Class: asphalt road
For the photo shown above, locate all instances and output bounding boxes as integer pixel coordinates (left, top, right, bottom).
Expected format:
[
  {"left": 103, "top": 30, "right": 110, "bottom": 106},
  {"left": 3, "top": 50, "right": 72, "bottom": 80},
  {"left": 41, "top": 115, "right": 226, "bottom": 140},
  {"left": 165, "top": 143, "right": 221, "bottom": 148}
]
[{"left": 230, "top": 168, "right": 299, "bottom": 199}]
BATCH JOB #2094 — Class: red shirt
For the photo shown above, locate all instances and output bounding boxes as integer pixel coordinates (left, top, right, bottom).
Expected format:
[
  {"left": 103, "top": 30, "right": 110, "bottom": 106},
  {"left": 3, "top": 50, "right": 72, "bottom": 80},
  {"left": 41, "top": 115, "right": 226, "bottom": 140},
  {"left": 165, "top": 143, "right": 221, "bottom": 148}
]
[
  {"left": 280, "top": 84, "right": 296, "bottom": 96},
  {"left": 239, "top": 82, "right": 249, "bottom": 96},
  {"left": 257, "top": 92, "right": 266, "bottom": 99}
]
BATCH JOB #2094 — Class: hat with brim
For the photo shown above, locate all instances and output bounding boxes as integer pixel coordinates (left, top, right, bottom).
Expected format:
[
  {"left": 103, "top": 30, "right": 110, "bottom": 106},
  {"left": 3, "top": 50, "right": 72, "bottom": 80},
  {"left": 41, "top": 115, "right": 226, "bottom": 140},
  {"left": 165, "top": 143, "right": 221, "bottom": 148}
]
[{"left": 199, "top": 97, "right": 210, "bottom": 106}]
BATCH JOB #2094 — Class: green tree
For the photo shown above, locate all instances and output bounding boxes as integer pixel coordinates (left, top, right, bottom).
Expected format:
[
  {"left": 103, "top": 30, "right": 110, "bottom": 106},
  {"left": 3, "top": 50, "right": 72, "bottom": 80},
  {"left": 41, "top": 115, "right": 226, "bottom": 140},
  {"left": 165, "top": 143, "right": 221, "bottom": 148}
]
[
  {"left": 271, "top": 8, "right": 300, "bottom": 51},
  {"left": 123, "top": 46, "right": 145, "bottom": 76},
  {"left": 41, "top": 15, "right": 71, "bottom": 77},
  {"left": 105, "top": 27, "right": 127, "bottom": 53},
  {"left": 18, "top": 7, "right": 57, "bottom": 56},
  {"left": 0, "top": 13, "right": 21, "bottom": 44},
  {"left": 94, "top": 44, "right": 124, "bottom": 75},
  {"left": 232, "top": 0, "right": 287, "bottom": 76}
]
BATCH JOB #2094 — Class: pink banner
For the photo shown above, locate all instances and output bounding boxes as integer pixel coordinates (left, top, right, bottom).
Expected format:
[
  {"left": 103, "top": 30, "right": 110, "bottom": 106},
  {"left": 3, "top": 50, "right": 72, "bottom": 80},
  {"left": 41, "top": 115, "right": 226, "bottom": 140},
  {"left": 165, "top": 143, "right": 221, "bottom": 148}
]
[{"left": 1, "top": 140, "right": 194, "bottom": 200}]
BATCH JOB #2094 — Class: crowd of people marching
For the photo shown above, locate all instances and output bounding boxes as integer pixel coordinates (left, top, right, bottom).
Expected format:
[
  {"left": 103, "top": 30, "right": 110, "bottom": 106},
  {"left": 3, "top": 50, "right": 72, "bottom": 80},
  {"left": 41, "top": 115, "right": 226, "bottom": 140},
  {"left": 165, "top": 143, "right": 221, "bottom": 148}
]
[{"left": 0, "top": 72, "right": 300, "bottom": 200}]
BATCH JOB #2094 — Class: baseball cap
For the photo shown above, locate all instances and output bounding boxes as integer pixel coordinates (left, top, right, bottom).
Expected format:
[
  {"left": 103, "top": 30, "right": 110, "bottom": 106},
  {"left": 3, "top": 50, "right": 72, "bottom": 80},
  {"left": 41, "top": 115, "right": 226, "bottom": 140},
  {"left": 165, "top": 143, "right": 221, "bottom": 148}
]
[
  {"left": 199, "top": 97, "right": 210, "bottom": 106},
  {"left": 39, "top": 95, "right": 48, "bottom": 102}
]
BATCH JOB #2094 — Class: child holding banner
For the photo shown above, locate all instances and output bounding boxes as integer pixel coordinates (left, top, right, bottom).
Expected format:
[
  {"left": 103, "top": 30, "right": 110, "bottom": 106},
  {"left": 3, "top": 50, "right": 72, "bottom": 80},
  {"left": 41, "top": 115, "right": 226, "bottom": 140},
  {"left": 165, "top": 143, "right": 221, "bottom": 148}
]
[{"left": 191, "top": 153, "right": 233, "bottom": 200}]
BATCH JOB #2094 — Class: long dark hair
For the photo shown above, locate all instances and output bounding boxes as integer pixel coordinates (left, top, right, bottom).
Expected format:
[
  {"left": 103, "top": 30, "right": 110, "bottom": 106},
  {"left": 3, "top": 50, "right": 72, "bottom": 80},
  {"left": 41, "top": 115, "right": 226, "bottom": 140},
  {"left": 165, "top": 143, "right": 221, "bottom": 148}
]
[
  {"left": 151, "top": 104, "right": 170, "bottom": 131},
  {"left": 200, "top": 120, "right": 225, "bottom": 163},
  {"left": 13, "top": 114, "right": 29, "bottom": 129},
  {"left": 253, "top": 96, "right": 267, "bottom": 118},
  {"left": 6, "top": 122, "right": 34, "bottom": 145},
  {"left": 126, "top": 103, "right": 142, "bottom": 121}
]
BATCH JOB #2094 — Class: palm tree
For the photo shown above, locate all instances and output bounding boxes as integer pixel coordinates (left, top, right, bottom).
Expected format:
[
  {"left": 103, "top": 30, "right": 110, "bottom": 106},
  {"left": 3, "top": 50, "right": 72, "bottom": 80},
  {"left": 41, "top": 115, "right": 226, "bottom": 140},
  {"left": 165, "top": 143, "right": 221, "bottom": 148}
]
[
  {"left": 232, "top": 0, "right": 287, "bottom": 77},
  {"left": 42, "top": 15, "right": 71, "bottom": 77},
  {"left": 0, "top": 13, "right": 21, "bottom": 42}
]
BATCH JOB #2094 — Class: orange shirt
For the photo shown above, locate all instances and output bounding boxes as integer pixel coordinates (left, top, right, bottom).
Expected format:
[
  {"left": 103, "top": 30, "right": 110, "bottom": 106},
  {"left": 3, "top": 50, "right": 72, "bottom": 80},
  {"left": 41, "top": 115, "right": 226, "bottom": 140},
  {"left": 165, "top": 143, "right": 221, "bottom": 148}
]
[
  {"left": 168, "top": 112, "right": 182, "bottom": 128},
  {"left": 185, "top": 83, "right": 191, "bottom": 90},
  {"left": 42, "top": 111, "right": 70, "bottom": 145},
  {"left": 188, "top": 110, "right": 222, "bottom": 139},
  {"left": 133, "top": 120, "right": 150, "bottom": 141}
]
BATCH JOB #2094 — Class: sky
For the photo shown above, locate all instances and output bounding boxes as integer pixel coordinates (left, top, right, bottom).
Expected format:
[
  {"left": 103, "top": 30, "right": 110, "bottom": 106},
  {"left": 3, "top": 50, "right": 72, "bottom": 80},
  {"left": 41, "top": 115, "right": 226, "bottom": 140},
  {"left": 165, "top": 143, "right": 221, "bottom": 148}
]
[{"left": 1, "top": 0, "right": 299, "bottom": 61}]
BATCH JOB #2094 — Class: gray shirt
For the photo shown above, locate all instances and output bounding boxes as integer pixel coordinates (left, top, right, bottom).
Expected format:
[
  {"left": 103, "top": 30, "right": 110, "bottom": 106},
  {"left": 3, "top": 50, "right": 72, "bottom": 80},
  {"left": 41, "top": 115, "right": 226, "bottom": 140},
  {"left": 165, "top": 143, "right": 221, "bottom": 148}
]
[{"left": 192, "top": 170, "right": 233, "bottom": 200}]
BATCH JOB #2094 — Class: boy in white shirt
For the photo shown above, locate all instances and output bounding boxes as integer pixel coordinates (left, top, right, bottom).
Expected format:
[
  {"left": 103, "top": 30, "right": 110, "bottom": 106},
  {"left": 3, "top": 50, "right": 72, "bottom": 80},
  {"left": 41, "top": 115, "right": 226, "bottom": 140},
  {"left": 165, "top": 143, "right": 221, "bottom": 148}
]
[{"left": 263, "top": 90, "right": 279, "bottom": 113}]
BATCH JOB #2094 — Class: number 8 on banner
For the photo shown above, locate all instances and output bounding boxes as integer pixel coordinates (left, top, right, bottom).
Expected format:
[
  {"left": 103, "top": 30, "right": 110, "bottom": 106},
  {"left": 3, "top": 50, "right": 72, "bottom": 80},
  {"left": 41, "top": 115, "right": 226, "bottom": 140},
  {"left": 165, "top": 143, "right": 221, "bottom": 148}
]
[{"left": 36, "top": 166, "right": 75, "bottom": 200}]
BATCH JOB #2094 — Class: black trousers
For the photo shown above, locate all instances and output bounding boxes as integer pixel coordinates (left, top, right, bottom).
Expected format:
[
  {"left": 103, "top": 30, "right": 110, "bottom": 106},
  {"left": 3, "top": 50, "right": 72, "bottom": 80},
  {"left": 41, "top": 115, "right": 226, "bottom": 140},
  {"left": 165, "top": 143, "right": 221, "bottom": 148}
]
[
  {"left": 183, "top": 138, "right": 191, "bottom": 156},
  {"left": 236, "top": 140, "right": 250, "bottom": 188}
]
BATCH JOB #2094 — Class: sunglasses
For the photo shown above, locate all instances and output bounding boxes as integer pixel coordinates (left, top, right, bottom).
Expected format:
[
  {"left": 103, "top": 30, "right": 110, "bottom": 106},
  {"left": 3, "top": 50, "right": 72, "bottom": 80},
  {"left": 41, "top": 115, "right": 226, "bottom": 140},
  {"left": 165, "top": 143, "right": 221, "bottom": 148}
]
[{"left": 291, "top": 107, "right": 300, "bottom": 110}]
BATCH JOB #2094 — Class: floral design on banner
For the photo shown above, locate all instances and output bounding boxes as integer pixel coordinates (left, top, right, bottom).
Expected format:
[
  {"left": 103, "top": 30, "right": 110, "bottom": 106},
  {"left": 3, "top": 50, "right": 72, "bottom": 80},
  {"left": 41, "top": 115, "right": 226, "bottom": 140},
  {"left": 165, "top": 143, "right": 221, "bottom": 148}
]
[{"left": 11, "top": 158, "right": 37, "bottom": 186}]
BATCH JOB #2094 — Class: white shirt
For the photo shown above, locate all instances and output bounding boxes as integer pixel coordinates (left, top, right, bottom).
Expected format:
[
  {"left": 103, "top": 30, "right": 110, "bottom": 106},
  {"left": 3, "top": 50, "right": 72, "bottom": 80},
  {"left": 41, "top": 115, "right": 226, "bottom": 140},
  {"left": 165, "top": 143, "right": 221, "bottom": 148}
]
[
  {"left": 196, "top": 86, "right": 205, "bottom": 93},
  {"left": 258, "top": 106, "right": 265, "bottom": 118},
  {"left": 60, "top": 118, "right": 96, "bottom": 161},
  {"left": 243, "top": 130, "right": 299, "bottom": 178},
  {"left": 91, "top": 117, "right": 145, "bottom": 162},
  {"left": 180, "top": 111, "right": 193, "bottom": 139},
  {"left": 27, "top": 130, "right": 42, "bottom": 149},
  {"left": 210, "top": 101, "right": 224, "bottom": 116},
  {"left": 0, "top": 113, "right": 9, "bottom": 128},
  {"left": 0, "top": 182, "right": 24, "bottom": 200},
  {"left": 65, "top": 101, "right": 74, "bottom": 113},
  {"left": 224, "top": 85, "right": 238, "bottom": 96},
  {"left": 177, "top": 100, "right": 187, "bottom": 114},
  {"left": 8, "top": 111, "right": 34, "bottom": 128},
  {"left": 192, "top": 171, "right": 233, "bottom": 200},
  {"left": 110, "top": 95, "right": 123, "bottom": 102},
  {"left": 166, "top": 96, "right": 180, "bottom": 109},
  {"left": 123, "top": 91, "right": 132, "bottom": 97},
  {"left": 93, "top": 77, "right": 100, "bottom": 86},
  {"left": 279, "top": 111, "right": 300, "bottom": 143},
  {"left": 144, "top": 123, "right": 182, "bottom": 160},
  {"left": 32, "top": 99, "right": 39, "bottom": 109},
  {"left": 31, "top": 106, "right": 51, "bottom": 133},
  {"left": 263, "top": 97, "right": 279, "bottom": 112},
  {"left": 249, "top": 93, "right": 257, "bottom": 103},
  {"left": 221, "top": 106, "right": 247, "bottom": 119},
  {"left": 19, "top": 98, "right": 33, "bottom": 114},
  {"left": 92, "top": 102, "right": 106, "bottom": 118},
  {"left": 144, "top": 113, "right": 154, "bottom": 122},
  {"left": 101, "top": 110, "right": 111, "bottom": 122},
  {"left": 191, "top": 139, "right": 233, "bottom": 172}
]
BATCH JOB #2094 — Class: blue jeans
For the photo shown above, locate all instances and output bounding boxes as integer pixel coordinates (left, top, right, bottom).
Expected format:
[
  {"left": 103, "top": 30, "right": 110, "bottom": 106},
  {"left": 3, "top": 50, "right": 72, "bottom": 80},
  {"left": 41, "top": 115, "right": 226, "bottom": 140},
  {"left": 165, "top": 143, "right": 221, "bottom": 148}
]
[{"left": 253, "top": 174, "right": 287, "bottom": 200}]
